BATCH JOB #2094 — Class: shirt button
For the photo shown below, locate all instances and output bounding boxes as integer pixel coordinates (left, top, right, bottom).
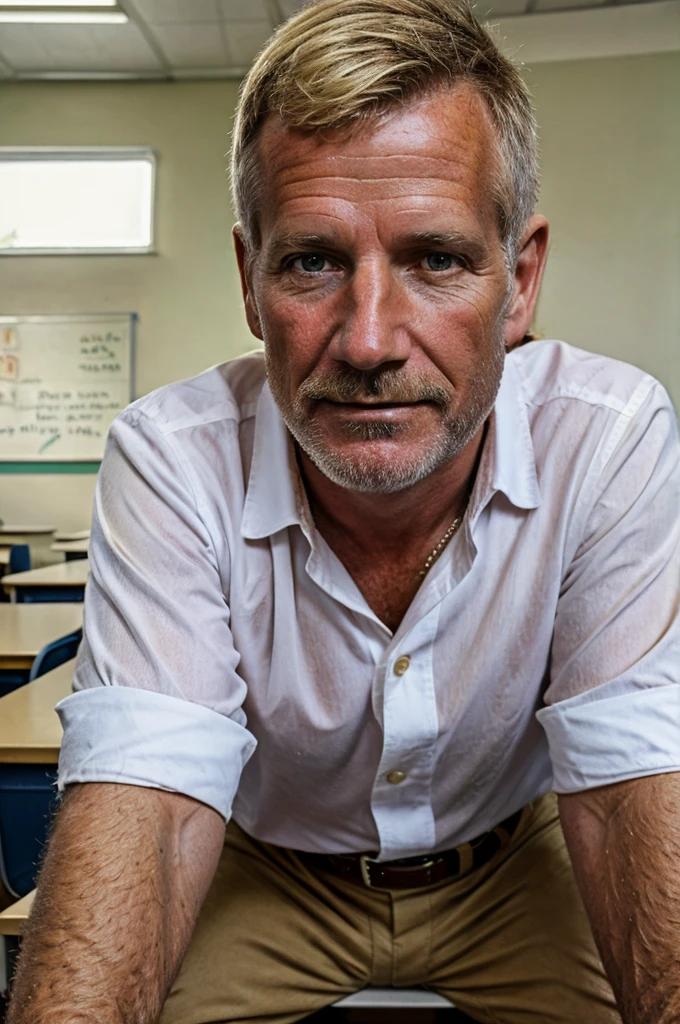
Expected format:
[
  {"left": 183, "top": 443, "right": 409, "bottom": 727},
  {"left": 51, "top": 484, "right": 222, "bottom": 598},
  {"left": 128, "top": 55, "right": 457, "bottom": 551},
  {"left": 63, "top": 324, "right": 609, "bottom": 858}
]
[
  {"left": 393, "top": 655, "right": 411, "bottom": 676},
  {"left": 386, "top": 770, "right": 406, "bottom": 785}
]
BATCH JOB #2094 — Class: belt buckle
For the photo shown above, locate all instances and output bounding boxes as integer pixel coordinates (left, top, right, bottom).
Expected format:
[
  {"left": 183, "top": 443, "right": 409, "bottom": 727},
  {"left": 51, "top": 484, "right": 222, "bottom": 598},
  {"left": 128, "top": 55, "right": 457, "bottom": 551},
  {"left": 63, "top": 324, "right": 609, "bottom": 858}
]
[{"left": 360, "top": 854, "right": 437, "bottom": 888}]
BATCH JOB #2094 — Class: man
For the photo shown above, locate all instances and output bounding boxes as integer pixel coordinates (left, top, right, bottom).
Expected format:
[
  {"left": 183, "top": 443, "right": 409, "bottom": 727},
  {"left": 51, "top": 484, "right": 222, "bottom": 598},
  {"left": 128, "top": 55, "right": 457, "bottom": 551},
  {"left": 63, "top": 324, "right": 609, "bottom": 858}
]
[{"left": 7, "top": 0, "right": 680, "bottom": 1022}]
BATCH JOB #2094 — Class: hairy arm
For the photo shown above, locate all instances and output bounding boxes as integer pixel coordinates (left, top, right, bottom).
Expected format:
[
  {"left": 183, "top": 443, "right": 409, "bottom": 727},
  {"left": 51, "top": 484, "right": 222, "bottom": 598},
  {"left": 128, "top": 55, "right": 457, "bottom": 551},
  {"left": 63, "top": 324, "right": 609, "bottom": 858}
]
[
  {"left": 559, "top": 773, "right": 680, "bottom": 1024},
  {"left": 7, "top": 781, "right": 225, "bottom": 1024}
]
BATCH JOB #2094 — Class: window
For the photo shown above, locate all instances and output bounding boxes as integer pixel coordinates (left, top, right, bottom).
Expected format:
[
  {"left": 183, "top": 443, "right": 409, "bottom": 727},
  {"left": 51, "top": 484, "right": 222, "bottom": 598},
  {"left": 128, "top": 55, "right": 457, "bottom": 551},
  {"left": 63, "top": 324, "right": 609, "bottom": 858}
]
[{"left": 0, "top": 147, "right": 156, "bottom": 254}]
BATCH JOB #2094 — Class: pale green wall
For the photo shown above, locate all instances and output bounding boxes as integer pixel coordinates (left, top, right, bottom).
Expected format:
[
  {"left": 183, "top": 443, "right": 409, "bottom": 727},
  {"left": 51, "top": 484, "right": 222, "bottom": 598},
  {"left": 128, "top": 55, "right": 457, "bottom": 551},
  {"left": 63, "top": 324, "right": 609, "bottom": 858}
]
[
  {"left": 0, "top": 79, "right": 255, "bottom": 528},
  {"left": 0, "top": 56, "right": 678, "bottom": 528},
  {"left": 529, "top": 53, "right": 680, "bottom": 407}
]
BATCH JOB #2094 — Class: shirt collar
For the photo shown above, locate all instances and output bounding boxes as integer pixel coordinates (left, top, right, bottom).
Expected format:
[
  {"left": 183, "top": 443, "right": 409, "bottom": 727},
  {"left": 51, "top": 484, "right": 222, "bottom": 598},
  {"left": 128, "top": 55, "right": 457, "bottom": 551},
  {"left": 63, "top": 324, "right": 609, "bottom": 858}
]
[
  {"left": 241, "top": 355, "right": 540, "bottom": 540},
  {"left": 481, "top": 353, "right": 541, "bottom": 512},
  {"left": 241, "top": 381, "right": 305, "bottom": 540}
]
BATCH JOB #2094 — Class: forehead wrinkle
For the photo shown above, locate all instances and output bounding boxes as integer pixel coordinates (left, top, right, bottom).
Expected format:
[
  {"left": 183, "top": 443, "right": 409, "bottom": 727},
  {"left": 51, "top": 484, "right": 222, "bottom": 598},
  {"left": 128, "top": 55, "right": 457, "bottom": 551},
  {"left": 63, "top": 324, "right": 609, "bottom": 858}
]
[
  {"left": 268, "top": 190, "right": 493, "bottom": 249},
  {"left": 274, "top": 178, "right": 482, "bottom": 208},
  {"left": 275, "top": 150, "right": 483, "bottom": 175},
  {"left": 274, "top": 155, "right": 483, "bottom": 189},
  {"left": 268, "top": 144, "right": 487, "bottom": 193}
]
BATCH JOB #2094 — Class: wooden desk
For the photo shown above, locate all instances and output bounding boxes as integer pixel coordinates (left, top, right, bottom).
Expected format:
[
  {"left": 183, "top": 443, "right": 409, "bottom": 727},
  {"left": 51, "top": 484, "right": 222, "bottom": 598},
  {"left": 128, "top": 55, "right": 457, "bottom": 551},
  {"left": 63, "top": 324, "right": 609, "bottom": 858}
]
[
  {"left": 0, "top": 606, "right": 82, "bottom": 672},
  {"left": 0, "top": 527, "right": 56, "bottom": 543},
  {"left": 54, "top": 530, "right": 90, "bottom": 543},
  {"left": 0, "top": 659, "right": 73, "bottom": 766},
  {"left": 2, "top": 560, "right": 89, "bottom": 603},
  {"left": 0, "top": 889, "right": 35, "bottom": 935},
  {"left": 50, "top": 539, "right": 89, "bottom": 561}
]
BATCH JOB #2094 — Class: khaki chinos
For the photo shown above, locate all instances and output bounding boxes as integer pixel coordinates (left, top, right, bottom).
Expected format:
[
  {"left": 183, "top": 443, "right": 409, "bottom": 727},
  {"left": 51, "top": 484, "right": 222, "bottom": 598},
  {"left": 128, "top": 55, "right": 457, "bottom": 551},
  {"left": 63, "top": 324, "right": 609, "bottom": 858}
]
[{"left": 161, "top": 794, "right": 620, "bottom": 1024}]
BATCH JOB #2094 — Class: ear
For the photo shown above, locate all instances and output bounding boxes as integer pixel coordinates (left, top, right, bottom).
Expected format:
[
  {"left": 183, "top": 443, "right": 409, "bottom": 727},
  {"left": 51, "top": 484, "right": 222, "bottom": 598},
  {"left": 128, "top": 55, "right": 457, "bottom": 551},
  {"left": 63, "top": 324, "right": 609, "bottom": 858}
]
[
  {"left": 233, "top": 225, "right": 264, "bottom": 341},
  {"left": 503, "top": 215, "right": 549, "bottom": 347}
]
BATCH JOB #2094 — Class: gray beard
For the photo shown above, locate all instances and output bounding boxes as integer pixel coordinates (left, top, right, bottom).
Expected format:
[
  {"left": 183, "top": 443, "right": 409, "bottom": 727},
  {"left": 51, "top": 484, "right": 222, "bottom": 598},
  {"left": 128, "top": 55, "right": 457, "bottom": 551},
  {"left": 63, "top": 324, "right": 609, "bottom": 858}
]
[{"left": 267, "top": 344, "right": 505, "bottom": 495}]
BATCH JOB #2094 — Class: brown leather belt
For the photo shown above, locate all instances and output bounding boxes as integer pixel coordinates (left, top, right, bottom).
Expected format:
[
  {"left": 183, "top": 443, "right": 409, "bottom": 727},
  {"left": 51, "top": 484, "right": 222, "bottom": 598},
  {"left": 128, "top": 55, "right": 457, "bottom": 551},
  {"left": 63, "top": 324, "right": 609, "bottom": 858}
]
[{"left": 297, "top": 809, "right": 524, "bottom": 890}]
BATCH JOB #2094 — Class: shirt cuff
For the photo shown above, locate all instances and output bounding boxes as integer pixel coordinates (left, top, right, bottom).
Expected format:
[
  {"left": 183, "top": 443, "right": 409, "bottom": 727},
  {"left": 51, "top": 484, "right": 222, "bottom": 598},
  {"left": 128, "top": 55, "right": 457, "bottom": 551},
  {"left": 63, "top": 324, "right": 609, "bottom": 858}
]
[
  {"left": 536, "top": 684, "right": 680, "bottom": 792},
  {"left": 56, "top": 687, "right": 257, "bottom": 821}
]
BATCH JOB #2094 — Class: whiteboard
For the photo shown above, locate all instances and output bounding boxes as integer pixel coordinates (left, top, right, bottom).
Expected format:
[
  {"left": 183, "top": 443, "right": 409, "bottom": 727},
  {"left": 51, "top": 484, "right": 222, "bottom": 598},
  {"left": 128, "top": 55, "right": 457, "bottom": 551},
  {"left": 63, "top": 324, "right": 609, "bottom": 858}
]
[{"left": 0, "top": 313, "right": 134, "bottom": 461}]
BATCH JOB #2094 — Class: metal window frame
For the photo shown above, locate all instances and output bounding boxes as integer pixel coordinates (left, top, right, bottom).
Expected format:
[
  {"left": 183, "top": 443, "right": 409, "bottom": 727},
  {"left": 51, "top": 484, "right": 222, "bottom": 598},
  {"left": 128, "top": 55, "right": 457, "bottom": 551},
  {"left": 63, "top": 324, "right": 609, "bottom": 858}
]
[{"left": 0, "top": 146, "right": 157, "bottom": 256}]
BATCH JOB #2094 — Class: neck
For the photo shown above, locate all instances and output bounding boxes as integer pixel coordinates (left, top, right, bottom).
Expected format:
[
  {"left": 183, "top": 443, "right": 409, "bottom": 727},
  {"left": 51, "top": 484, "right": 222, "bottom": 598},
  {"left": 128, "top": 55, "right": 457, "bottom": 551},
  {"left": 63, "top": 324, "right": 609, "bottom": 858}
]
[{"left": 298, "top": 423, "right": 486, "bottom": 559}]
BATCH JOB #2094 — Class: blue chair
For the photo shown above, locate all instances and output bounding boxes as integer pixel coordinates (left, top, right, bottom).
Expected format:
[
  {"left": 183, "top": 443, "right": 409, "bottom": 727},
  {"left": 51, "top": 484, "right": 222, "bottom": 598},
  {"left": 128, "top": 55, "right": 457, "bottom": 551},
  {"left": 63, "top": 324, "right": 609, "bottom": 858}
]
[
  {"left": 28, "top": 628, "right": 82, "bottom": 682},
  {"left": 0, "top": 630, "right": 80, "bottom": 897},
  {"left": 8, "top": 545, "right": 31, "bottom": 575},
  {"left": 0, "top": 544, "right": 31, "bottom": 604},
  {"left": 0, "top": 765, "right": 58, "bottom": 898}
]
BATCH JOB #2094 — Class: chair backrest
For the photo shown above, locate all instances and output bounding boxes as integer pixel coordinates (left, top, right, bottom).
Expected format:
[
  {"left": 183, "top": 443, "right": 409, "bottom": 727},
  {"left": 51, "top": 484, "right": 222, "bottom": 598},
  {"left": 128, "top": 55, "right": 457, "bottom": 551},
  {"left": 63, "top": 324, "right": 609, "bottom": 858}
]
[
  {"left": 8, "top": 544, "right": 30, "bottom": 575},
  {"left": 0, "top": 765, "right": 59, "bottom": 899},
  {"left": 28, "top": 628, "right": 82, "bottom": 682}
]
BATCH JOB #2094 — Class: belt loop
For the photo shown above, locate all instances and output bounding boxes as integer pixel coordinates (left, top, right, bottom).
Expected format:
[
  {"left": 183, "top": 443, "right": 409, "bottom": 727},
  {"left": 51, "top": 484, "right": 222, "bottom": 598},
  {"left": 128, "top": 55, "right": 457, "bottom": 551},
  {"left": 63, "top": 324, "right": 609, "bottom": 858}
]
[{"left": 456, "top": 842, "right": 474, "bottom": 874}]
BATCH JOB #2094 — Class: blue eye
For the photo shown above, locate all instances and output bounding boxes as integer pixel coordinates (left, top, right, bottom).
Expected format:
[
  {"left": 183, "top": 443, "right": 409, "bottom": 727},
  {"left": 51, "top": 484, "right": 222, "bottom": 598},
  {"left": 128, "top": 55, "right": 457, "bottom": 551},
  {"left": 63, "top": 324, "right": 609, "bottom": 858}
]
[
  {"left": 425, "top": 252, "right": 455, "bottom": 271},
  {"left": 296, "top": 253, "right": 328, "bottom": 273}
]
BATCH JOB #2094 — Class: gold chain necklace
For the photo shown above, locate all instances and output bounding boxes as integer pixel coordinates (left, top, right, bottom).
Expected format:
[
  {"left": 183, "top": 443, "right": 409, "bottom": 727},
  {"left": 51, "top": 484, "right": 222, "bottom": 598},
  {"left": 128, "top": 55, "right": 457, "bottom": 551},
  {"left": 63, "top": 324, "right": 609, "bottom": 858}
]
[{"left": 417, "top": 515, "right": 463, "bottom": 579}]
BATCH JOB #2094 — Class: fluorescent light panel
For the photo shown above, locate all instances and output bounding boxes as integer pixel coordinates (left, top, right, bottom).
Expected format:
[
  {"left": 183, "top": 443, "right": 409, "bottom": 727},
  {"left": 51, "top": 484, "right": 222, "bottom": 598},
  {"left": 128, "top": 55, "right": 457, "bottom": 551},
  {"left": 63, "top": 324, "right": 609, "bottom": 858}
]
[{"left": 0, "top": 9, "right": 127, "bottom": 21}]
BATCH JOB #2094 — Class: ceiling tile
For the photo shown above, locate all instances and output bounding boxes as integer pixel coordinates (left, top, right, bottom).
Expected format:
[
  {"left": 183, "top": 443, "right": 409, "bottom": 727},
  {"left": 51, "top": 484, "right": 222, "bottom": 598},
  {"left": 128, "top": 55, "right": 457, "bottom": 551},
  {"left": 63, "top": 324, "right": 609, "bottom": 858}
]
[
  {"left": 130, "top": 0, "right": 220, "bottom": 25},
  {"left": 224, "top": 19, "right": 271, "bottom": 64},
  {"left": 0, "top": 21, "right": 163, "bottom": 72},
  {"left": 218, "top": 0, "right": 271, "bottom": 21},
  {"left": 149, "top": 21, "right": 227, "bottom": 67}
]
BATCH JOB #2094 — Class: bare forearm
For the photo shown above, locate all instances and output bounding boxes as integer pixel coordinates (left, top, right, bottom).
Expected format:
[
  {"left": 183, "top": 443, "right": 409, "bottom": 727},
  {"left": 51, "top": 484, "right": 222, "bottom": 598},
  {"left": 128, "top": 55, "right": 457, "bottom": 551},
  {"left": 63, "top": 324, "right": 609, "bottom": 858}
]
[
  {"left": 7, "top": 782, "right": 224, "bottom": 1024},
  {"left": 560, "top": 773, "right": 680, "bottom": 1024}
]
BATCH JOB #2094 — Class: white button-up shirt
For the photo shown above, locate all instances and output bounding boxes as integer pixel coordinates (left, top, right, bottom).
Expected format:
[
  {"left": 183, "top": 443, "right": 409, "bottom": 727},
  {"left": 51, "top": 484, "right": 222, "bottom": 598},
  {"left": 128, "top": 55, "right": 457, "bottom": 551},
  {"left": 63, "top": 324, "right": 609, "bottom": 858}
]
[{"left": 57, "top": 341, "right": 680, "bottom": 860}]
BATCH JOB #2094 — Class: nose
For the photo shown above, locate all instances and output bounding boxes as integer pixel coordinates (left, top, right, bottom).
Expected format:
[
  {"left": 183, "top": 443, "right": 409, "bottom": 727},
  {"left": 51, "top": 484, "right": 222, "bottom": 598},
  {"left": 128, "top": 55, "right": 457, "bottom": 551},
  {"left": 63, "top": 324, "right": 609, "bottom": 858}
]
[{"left": 327, "top": 259, "right": 411, "bottom": 371}]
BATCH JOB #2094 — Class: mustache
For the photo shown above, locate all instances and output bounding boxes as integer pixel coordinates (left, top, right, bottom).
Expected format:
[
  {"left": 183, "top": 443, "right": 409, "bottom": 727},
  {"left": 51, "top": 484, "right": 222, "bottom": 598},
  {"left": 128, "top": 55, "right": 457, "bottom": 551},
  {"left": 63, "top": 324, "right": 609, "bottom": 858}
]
[{"left": 296, "top": 367, "right": 452, "bottom": 407}]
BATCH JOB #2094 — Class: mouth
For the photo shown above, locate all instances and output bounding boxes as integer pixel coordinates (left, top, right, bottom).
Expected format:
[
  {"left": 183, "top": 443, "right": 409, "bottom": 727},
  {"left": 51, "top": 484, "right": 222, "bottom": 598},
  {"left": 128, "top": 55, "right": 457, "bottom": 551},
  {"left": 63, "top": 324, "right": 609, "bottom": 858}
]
[{"left": 321, "top": 399, "right": 433, "bottom": 410}]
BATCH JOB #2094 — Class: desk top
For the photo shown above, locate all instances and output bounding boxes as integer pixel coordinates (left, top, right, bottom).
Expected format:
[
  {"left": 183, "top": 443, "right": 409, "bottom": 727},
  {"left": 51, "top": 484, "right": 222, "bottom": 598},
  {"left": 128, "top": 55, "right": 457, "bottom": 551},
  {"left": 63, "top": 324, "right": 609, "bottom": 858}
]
[
  {"left": 0, "top": 889, "right": 35, "bottom": 935},
  {"left": 0, "top": 525, "right": 56, "bottom": 536},
  {"left": 54, "top": 529, "right": 90, "bottom": 542},
  {"left": 0, "top": 658, "right": 74, "bottom": 764},
  {"left": 2, "top": 559, "right": 90, "bottom": 590},
  {"left": 51, "top": 539, "right": 89, "bottom": 554},
  {"left": 0, "top": 604, "right": 83, "bottom": 661}
]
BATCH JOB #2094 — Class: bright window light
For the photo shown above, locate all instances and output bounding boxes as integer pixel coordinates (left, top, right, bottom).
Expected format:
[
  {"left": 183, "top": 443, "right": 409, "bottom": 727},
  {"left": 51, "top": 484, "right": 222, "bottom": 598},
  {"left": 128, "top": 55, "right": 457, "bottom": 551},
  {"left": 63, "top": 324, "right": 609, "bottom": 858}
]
[
  {"left": 0, "top": 149, "right": 155, "bottom": 254},
  {"left": 0, "top": 10, "right": 127, "bottom": 21}
]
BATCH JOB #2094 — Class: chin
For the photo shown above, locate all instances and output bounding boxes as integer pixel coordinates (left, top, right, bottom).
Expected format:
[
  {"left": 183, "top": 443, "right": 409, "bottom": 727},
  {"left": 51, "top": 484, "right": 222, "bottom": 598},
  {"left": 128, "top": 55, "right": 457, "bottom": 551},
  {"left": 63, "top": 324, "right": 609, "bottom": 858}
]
[{"left": 305, "top": 440, "right": 456, "bottom": 494}]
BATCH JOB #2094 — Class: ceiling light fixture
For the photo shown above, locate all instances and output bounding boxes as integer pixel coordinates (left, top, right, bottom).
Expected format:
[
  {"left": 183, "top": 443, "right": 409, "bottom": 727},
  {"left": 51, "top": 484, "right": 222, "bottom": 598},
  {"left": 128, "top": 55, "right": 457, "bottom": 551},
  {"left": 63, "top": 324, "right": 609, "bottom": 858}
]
[{"left": 0, "top": 9, "right": 127, "bottom": 21}]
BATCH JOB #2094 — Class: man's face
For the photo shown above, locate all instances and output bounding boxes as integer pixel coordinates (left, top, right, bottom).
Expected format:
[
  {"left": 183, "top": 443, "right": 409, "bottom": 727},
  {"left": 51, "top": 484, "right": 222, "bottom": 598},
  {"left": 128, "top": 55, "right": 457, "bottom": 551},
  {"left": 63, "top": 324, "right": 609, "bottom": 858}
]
[{"left": 237, "top": 86, "right": 524, "bottom": 494}]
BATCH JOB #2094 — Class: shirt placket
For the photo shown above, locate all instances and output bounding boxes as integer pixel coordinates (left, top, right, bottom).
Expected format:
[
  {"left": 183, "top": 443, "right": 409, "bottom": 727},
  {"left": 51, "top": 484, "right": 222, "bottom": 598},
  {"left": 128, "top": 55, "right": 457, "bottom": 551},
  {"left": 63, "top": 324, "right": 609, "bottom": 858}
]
[{"left": 370, "top": 605, "right": 441, "bottom": 860}]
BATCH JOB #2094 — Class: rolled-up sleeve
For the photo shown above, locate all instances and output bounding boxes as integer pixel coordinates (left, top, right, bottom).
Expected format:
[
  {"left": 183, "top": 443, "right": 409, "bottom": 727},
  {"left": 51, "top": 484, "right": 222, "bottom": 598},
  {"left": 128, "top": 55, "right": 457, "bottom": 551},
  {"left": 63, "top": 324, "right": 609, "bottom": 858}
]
[
  {"left": 537, "top": 383, "right": 680, "bottom": 792},
  {"left": 57, "top": 406, "right": 257, "bottom": 820}
]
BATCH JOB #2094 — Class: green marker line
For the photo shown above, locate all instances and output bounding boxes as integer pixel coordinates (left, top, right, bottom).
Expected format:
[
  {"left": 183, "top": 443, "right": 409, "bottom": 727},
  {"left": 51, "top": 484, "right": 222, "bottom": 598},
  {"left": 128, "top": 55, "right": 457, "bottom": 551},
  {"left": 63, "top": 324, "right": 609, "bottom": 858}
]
[{"left": 38, "top": 433, "right": 61, "bottom": 455}]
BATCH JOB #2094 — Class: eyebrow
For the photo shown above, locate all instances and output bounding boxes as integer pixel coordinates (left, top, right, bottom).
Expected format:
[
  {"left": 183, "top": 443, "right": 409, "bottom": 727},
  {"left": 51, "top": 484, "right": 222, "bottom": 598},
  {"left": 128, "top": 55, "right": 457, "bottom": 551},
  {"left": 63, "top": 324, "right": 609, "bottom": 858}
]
[
  {"left": 265, "top": 234, "right": 333, "bottom": 262},
  {"left": 264, "top": 230, "right": 491, "bottom": 265},
  {"left": 405, "top": 231, "right": 490, "bottom": 263}
]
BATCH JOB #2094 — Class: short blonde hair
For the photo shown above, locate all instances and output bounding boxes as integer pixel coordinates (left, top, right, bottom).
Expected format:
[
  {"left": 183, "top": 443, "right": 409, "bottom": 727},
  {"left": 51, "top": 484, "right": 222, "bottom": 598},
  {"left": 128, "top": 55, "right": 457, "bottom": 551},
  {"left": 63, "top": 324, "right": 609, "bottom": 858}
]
[{"left": 232, "top": 0, "right": 538, "bottom": 262}]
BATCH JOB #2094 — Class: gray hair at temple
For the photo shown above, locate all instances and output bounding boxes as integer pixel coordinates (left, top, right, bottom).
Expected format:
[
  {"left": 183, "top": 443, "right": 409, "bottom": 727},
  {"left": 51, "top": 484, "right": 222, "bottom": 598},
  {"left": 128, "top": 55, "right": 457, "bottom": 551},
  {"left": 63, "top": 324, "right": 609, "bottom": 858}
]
[{"left": 230, "top": 0, "right": 539, "bottom": 267}]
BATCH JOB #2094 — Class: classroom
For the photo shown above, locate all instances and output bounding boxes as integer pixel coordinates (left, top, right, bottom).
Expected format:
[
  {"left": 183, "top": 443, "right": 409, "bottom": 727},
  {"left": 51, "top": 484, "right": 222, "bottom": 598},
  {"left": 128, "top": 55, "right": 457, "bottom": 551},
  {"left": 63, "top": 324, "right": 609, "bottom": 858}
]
[{"left": 0, "top": 0, "right": 678, "bottom": 1021}]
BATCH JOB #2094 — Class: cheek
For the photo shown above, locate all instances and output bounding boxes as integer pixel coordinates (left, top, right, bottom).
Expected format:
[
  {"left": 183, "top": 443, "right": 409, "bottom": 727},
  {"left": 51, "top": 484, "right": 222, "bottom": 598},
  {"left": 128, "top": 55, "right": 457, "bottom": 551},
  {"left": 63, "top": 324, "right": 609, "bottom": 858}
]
[
  {"left": 411, "top": 289, "right": 501, "bottom": 358},
  {"left": 259, "top": 289, "right": 335, "bottom": 384},
  {"left": 406, "top": 286, "right": 505, "bottom": 392}
]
